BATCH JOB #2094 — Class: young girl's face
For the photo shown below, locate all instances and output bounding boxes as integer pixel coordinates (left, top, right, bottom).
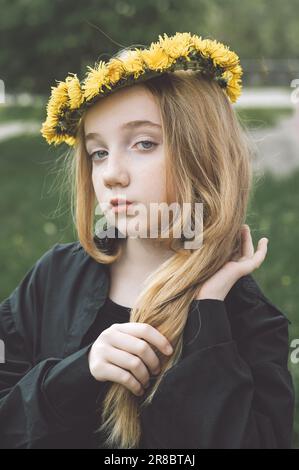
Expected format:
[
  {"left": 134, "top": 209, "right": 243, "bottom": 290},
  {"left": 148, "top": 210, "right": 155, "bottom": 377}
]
[{"left": 84, "top": 84, "right": 172, "bottom": 239}]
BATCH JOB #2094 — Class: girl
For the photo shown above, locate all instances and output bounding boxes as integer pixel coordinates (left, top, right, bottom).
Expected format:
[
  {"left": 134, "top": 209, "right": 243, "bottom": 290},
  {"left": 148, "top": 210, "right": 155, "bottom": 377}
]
[{"left": 0, "top": 32, "right": 295, "bottom": 449}]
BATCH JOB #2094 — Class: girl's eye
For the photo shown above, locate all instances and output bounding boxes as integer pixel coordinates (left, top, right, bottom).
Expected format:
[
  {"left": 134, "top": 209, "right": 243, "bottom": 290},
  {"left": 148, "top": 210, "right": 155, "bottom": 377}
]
[
  {"left": 89, "top": 150, "right": 107, "bottom": 161},
  {"left": 89, "top": 140, "right": 158, "bottom": 162},
  {"left": 135, "top": 140, "right": 157, "bottom": 151}
]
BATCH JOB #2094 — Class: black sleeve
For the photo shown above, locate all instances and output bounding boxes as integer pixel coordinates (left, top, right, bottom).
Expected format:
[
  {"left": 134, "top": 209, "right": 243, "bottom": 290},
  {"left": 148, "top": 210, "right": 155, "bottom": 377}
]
[
  {"left": 0, "top": 248, "right": 105, "bottom": 449},
  {"left": 139, "top": 297, "right": 295, "bottom": 449}
]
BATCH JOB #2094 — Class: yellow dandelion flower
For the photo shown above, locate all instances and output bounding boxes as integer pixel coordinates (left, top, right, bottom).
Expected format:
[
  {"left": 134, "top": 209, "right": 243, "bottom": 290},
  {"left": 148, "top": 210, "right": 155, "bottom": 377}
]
[
  {"left": 41, "top": 80, "right": 70, "bottom": 142},
  {"left": 118, "top": 49, "right": 145, "bottom": 78},
  {"left": 44, "top": 114, "right": 59, "bottom": 128},
  {"left": 226, "top": 79, "right": 242, "bottom": 103},
  {"left": 221, "top": 70, "right": 234, "bottom": 83},
  {"left": 50, "top": 134, "right": 67, "bottom": 146},
  {"left": 66, "top": 74, "right": 84, "bottom": 110},
  {"left": 197, "top": 38, "right": 220, "bottom": 59},
  {"left": 230, "top": 64, "right": 243, "bottom": 77},
  {"left": 47, "top": 80, "right": 69, "bottom": 114},
  {"left": 211, "top": 47, "right": 239, "bottom": 69},
  {"left": 225, "top": 51, "right": 240, "bottom": 69},
  {"left": 41, "top": 125, "right": 75, "bottom": 146},
  {"left": 64, "top": 135, "right": 76, "bottom": 146},
  {"left": 107, "top": 58, "right": 126, "bottom": 84},
  {"left": 190, "top": 34, "right": 204, "bottom": 52},
  {"left": 82, "top": 61, "right": 110, "bottom": 101},
  {"left": 141, "top": 43, "right": 172, "bottom": 71},
  {"left": 40, "top": 122, "right": 52, "bottom": 140},
  {"left": 158, "top": 32, "right": 193, "bottom": 59},
  {"left": 40, "top": 121, "right": 59, "bottom": 145}
]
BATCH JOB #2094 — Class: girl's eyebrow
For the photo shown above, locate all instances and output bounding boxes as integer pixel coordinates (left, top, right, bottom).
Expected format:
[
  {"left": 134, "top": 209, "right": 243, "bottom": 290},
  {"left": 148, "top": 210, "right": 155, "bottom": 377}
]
[{"left": 85, "top": 120, "right": 162, "bottom": 142}]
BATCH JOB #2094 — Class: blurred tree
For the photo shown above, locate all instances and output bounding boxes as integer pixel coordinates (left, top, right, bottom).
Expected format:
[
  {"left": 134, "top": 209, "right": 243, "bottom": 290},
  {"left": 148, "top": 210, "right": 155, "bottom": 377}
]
[
  {"left": 211, "top": 0, "right": 299, "bottom": 59},
  {"left": 0, "top": 0, "right": 211, "bottom": 93},
  {"left": 0, "top": 0, "right": 298, "bottom": 94}
]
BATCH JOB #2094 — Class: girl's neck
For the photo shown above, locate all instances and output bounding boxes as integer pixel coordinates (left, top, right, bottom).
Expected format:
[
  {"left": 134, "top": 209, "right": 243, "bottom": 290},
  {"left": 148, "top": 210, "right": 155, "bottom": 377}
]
[{"left": 108, "top": 237, "right": 174, "bottom": 308}]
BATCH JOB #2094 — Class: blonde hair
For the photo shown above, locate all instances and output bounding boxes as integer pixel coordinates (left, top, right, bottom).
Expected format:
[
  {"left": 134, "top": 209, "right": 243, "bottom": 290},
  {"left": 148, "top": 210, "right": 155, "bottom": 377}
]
[{"left": 59, "top": 68, "right": 254, "bottom": 448}]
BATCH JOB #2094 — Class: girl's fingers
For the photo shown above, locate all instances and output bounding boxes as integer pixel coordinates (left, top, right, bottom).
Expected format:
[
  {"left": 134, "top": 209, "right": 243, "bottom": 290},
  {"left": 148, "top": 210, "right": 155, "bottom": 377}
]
[
  {"left": 100, "top": 361, "right": 146, "bottom": 396},
  {"left": 232, "top": 226, "right": 269, "bottom": 273},
  {"left": 251, "top": 238, "right": 268, "bottom": 269},
  {"left": 237, "top": 236, "right": 268, "bottom": 276},
  {"left": 241, "top": 224, "right": 254, "bottom": 258},
  {"left": 104, "top": 345, "right": 151, "bottom": 389}
]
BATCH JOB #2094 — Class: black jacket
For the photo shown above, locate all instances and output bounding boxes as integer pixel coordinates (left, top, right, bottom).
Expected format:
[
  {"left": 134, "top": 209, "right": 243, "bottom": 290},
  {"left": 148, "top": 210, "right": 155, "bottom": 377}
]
[{"left": 0, "top": 241, "right": 295, "bottom": 449}]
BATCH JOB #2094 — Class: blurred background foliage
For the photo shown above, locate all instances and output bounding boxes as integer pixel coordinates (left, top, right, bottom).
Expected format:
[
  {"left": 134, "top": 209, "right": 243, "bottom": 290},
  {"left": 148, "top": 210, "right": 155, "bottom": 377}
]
[
  {"left": 0, "top": 0, "right": 298, "bottom": 448},
  {"left": 0, "top": 0, "right": 299, "bottom": 93}
]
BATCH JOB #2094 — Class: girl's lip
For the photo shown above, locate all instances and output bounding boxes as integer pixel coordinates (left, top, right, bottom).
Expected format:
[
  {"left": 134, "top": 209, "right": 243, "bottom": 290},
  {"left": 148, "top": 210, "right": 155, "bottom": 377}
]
[
  {"left": 110, "top": 198, "right": 133, "bottom": 206},
  {"left": 111, "top": 203, "right": 132, "bottom": 214}
]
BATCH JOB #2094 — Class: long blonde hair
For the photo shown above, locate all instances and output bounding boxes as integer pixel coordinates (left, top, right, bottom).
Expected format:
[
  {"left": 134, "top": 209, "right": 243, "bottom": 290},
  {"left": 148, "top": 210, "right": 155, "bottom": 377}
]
[{"left": 61, "top": 68, "right": 254, "bottom": 448}]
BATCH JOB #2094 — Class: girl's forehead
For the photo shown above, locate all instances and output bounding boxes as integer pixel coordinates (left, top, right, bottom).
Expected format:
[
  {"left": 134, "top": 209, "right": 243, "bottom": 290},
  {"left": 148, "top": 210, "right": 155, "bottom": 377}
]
[
  {"left": 83, "top": 88, "right": 161, "bottom": 134},
  {"left": 86, "top": 86, "right": 155, "bottom": 116}
]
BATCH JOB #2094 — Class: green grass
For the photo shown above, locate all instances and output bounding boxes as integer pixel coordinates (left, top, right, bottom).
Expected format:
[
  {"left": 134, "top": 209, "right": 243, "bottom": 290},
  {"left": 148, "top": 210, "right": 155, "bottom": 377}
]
[
  {"left": 0, "top": 134, "right": 76, "bottom": 296},
  {"left": 236, "top": 106, "right": 294, "bottom": 128},
  {"left": 0, "top": 103, "right": 47, "bottom": 123},
  {"left": 0, "top": 132, "right": 298, "bottom": 447}
]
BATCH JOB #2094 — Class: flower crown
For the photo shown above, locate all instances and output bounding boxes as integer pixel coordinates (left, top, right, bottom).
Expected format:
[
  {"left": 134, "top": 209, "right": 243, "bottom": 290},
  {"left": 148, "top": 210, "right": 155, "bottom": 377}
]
[{"left": 41, "top": 32, "right": 243, "bottom": 147}]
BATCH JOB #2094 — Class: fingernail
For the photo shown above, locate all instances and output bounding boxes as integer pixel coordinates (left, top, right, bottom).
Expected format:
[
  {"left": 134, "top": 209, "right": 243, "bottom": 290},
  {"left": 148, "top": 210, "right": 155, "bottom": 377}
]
[{"left": 165, "top": 345, "right": 173, "bottom": 355}]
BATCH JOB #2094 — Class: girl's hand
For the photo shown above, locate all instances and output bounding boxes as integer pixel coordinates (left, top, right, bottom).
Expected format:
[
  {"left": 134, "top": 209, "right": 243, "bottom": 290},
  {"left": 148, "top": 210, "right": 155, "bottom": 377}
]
[
  {"left": 196, "top": 225, "right": 269, "bottom": 301},
  {"left": 88, "top": 322, "right": 173, "bottom": 397}
]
